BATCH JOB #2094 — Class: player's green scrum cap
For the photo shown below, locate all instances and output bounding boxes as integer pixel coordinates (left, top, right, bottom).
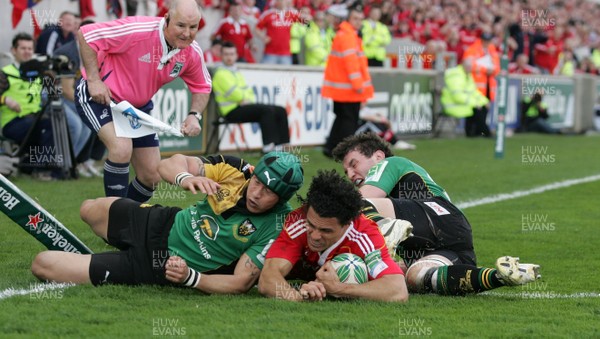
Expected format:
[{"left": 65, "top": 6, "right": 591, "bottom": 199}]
[{"left": 254, "top": 151, "right": 304, "bottom": 202}]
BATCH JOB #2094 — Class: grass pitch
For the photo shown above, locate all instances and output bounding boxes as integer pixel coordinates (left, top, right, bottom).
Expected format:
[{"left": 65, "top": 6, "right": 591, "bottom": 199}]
[{"left": 1, "top": 134, "right": 599, "bottom": 338}]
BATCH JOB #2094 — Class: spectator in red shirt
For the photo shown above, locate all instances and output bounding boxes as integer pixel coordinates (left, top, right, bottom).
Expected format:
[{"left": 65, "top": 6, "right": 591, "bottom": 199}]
[
  {"left": 256, "top": 0, "right": 305, "bottom": 64},
  {"left": 211, "top": 0, "right": 255, "bottom": 63},
  {"left": 578, "top": 56, "right": 600, "bottom": 75},
  {"left": 393, "top": 18, "right": 412, "bottom": 39},
  {"left": 533, "top": 27, "right": 564, "bottom": 74},
  {"left": 459, "top": 14, "right": 480, "bottom": 47},
  {"left": 508, "top": 53, "right": 540, "bottom": 74},
  {"left": 444, "top": 27, "right": 465, "bottom": 63},
  {"left": 204, "top": 38, "right": 223, "bottom": 64}
]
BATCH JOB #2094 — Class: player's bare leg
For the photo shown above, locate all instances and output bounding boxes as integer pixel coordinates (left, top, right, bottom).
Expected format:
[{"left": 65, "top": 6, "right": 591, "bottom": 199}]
[
  {"left": 31, "top": 251, "right": 92, "bottom": 284},
  {"left": 405, "top": 254, "right": 452, "bottom": 292},
  {"left": 80, "top": 197, "right": 120, "bottom": 240}
]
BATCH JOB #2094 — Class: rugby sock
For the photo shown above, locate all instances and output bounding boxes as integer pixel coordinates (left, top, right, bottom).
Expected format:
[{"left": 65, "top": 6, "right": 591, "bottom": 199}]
[
  {"left": 361, "top": 200, "right": 385, "bottom": 223},
  {"left": 127, "top": 177, "right": 155, "bottom": 202},
  {"left": 103, "top": 160, "right": 130, "bottom": 197},
  {"left": 425, "top": 265, "right": 503, "bottom": 295}
]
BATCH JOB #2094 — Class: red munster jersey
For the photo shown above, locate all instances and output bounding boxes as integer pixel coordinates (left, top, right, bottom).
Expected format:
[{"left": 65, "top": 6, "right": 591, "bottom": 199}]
[
  {"left": 256, "top": 9, "right": 302, "bottom": 56},
  {"left": 212, "top": 17, "right": 253, "bottom": 58},
  {"left": 266, "top": 208, "right": 403, "bottom": 282}
]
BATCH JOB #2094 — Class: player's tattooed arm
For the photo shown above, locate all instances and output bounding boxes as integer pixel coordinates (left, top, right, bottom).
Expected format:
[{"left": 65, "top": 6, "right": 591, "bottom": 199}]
[
  {"left": 158, "top": 154, "right": 220, "bottom": 195},
  {"left": 168, "top": 254, "right": 261, "bottom": 294},
  {"left": 245, "top": 257, "right": 261, "bottom": 277}
]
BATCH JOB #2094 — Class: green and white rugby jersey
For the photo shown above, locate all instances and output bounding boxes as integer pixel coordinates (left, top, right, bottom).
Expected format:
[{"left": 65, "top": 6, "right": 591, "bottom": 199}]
[
  {"left": 363, "top": 156, "right": 451, "bottom": 201},
  {"left": 168, "top": 200, "right": 291, "bottom": 272}
]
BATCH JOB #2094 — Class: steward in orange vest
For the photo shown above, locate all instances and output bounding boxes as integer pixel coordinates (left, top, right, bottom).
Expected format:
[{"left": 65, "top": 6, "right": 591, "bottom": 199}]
[
  {"left": 322, "top": 23, "right": 374, "bottom": 102},
  {"left": 322, "top": 4, "right": 373, "bottom": 157},
  {"left": 463, "top": 34, "right": 500, "bottom": 101}
]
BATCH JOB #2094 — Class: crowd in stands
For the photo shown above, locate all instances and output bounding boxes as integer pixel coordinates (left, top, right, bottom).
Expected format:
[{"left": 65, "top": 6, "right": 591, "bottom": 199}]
[
  {"left": 197, "top": 0, "right": 600, "bottom": 75},
  {"left": 2, "top": 0, "right": 598, "bottom": 179}
]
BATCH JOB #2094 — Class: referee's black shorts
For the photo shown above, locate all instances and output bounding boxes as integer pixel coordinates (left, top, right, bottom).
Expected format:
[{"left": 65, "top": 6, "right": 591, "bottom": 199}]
[
  {"left": 390, "top": 197, "right": 477, "bottom": 267},
  {"left": 89, "top": 198, "right": 181, "bottom": 286}
]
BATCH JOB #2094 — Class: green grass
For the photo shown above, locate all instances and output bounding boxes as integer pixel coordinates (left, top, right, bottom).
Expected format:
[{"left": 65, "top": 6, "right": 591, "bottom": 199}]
[{"left": 1, "top": 134, "right": 600, "bottom": 338}]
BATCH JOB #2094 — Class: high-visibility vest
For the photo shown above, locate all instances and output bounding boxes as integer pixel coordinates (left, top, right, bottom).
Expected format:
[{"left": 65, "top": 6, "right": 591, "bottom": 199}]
[
  {"left": 322, "top": 21, "right": 373, "bottom": 102},
  {"left": 304, "top": 22, "right": 332, "bottom": 66},
  {"left": 523, "top": 96, "right": 548, "bottom": 118},
  {"left": 591, "top": 49, "right": 600, "bottom": 68},
  {"left": 361, "top": 19, "right": 391, "bottom": 61},
  {"left": 1, "top": 64, "right": 42, "bottom": 129},
  {"left": 463, "top": 39, "right": 500, "bottom": 101},
  {"left": 290, "top": 22, "right": 308, "bottom": 54},
  {"left": 440, "top": 65, "right": 489, "bottom": 118},
  {"left": 212, "top": 66, "right": 255, "bottom": 116}
]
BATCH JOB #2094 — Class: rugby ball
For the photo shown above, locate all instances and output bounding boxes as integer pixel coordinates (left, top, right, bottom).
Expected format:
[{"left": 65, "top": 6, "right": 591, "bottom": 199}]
[{"left": 330, "top": 253, "right": 368, "bottom": 284}]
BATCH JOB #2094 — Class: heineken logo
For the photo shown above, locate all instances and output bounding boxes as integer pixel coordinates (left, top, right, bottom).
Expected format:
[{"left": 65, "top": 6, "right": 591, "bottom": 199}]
[
  {"left": 0, "top": 186, "right": 21, "bottom": 210},
  {"left": 364, "top": 250, "right": 388, "bottom": 279},
  {"left": 26, "top": 212, "right": 44, "bottom": 230}
]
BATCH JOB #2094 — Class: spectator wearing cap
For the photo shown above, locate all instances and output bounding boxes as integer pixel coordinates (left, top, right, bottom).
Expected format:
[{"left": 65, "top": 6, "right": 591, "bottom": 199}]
[{"left": 322, "top": 4, "right": 373, "bottom": 157}]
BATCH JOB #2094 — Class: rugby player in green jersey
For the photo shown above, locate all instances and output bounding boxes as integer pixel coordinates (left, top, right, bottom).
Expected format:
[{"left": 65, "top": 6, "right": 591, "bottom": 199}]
[
  {"left": 31, "top": 152, "right": 303, "bottom": 294},
  {"left": 332, "top": 133, "right": 541, "bottom": 296}
]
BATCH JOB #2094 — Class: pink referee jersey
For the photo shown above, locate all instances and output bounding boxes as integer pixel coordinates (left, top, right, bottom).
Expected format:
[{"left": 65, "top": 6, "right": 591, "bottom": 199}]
[{"left": 80, "top": 16, "right": 211, "bottom": 107}]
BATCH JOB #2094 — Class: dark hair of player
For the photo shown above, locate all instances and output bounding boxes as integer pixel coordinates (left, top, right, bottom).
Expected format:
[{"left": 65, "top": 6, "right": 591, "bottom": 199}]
[
  {"left": 306, "top": 170, "right": 362, "bottom": 226},
  {"left": 332, "top": 132, "right": 393, "bottom": 162}
]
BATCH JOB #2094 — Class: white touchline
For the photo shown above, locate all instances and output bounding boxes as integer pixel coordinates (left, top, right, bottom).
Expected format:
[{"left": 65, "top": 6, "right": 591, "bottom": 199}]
[
  {"left": 481, "top": 291, "right": 600, "bottom": 299},
  {"left": 0, "top": 282, "right": 74, "bottom": 301},
  {"left": 456, "top": 174, "right": 600, "bottom": 210}
]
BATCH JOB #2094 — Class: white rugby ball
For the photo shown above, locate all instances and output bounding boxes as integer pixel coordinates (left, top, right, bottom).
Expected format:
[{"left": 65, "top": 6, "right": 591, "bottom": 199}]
[{"left": 330, "top": 253, "right": 368, "bottom": 284}]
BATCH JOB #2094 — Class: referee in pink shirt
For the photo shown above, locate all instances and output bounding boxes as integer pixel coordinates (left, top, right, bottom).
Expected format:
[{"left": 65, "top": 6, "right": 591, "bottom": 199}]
[{"left": 75, "top": 0, "right": 212, "bottom": 202}]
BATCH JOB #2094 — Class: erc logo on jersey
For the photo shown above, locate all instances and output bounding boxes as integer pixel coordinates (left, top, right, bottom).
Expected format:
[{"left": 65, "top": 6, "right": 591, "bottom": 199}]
[
  {"left": 169, "top": 62, "right": 184, "bottom": 77},
  {"left": 199, "top": 215, "right": 220, "bottom": 240}
]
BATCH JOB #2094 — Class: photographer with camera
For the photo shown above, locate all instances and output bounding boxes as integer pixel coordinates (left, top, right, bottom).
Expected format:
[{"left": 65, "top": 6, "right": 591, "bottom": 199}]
[
  {"left": 520, "top": 91, "right": 560, "bottom": 134},
  {"left": 1, "top": 33, "right": 58, "bottom": 180}
]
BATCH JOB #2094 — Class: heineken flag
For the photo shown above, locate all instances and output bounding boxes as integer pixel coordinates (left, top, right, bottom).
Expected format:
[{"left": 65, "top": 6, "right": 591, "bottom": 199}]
[{"left": 0, "top": 174, "right": 93, "bottom": 254}]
